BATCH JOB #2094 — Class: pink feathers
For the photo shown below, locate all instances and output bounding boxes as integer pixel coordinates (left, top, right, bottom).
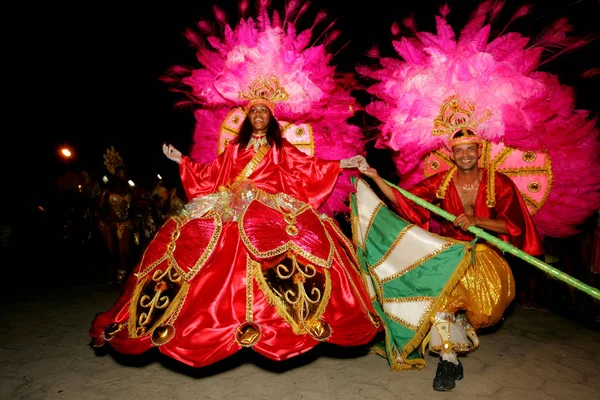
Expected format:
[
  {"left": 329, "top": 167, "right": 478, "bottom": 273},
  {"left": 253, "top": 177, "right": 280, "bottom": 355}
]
[
  {"left": 164, "top": 1, "right": 365, "bottom": 216},
  {"left": 359, "top": 1, "right": 599, "bottom": 237}
]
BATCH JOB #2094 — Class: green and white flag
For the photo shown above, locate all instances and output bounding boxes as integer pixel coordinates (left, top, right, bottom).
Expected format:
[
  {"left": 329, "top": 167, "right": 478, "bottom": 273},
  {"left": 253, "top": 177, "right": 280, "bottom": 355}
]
[{"left": 349, "top": 177, "right": 470, "bottom": 370}]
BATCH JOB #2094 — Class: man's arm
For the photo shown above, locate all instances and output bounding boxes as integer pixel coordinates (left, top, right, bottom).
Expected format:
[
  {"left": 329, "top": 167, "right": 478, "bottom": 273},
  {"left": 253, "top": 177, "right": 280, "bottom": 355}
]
[{"left": 360, "top": 167, "right": 399, "bottom": 207}]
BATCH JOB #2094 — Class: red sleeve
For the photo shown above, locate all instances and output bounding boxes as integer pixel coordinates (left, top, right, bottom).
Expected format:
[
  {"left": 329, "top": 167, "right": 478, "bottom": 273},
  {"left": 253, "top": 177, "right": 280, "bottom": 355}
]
[
  {"left": 275, "top": 140, "right": 342, "bottom": 209},
  {"left": 493, "top": 173, "right": 543, "bottom": 256},
  {"left": 179, "top": 148, "right": 230, "bottom": 200},
  {"left": 390, "top": 175, "right": 442, "bottom": 229}
]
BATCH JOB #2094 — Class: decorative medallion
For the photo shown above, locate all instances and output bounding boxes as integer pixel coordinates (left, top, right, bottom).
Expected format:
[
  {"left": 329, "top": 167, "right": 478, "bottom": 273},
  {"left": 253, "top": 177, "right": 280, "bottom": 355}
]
[
  {"left": 522, "top": 151, "right": 537, "bottom": 163},
  {"left": 235, "top": 322, "right": 262, "bottom": 347},
  {"left": 151, "top": 324, "right": 176, "bottom": 346},
  {"left": 527, "top": 181, "right": 541, "bottom": 193}
]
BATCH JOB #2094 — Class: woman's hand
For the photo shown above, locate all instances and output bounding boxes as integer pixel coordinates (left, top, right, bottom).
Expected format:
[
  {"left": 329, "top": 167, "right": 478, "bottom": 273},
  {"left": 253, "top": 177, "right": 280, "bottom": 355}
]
[
  {"left": 340, "top": 155, "right": 369, "bottom": 171},
  {"left": 162, "top": 143, "right": 182, "bottom": 164}
]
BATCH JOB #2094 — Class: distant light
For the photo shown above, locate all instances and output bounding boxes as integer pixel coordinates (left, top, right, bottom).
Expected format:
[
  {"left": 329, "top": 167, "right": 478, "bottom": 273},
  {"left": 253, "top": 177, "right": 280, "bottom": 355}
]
[
  {"left": 60, "top": 148, "right": 72, "bottom": 157},
  {"left": 102, "top": 175, "right": 109, "bottom": 183},
  {"left": 128, "top": 180, "right": 135, "bottom": 187},
  {"left": 157, "top": 174, "right": 162, "bottom": 180},
  {"left": 77, "top": 184, "right": 82, "bottom": 192},
  {"left": 38, "top": 205, "right": 46, "bottom": 212}
]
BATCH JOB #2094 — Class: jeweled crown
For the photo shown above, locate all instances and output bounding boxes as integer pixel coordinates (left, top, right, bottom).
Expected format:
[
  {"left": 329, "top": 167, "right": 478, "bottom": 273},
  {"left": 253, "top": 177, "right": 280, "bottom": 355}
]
[
  {"left": 239, "top": 76, "right": 290, "bottom": 113},
  {"left": 432, "top": 95, "right": 491, "bottom": 140},
  {"left": 103, "top": 146, "right": 125, "bottom": 175}
]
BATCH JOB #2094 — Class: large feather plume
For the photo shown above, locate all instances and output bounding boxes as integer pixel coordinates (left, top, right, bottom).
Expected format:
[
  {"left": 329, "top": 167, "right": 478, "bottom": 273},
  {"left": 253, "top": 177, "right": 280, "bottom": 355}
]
[
  {"left": 357, "top": 0, "right": 599, "bottom": 237},
  {"left": 162, "top": 1, "right": 365, "bottom": 216}
]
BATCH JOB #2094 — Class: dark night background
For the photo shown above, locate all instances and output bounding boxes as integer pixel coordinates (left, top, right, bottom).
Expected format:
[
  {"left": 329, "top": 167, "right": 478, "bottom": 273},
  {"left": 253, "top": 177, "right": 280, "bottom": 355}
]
[{"left": 5, "top": 0, "right": 599, "bottom": 220}]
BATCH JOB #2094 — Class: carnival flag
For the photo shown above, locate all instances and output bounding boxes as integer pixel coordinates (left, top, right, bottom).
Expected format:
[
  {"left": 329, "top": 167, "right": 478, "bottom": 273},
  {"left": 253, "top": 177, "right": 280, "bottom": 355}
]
[{"left": 349, "top": 177, "right": 471, "bottom": 370}]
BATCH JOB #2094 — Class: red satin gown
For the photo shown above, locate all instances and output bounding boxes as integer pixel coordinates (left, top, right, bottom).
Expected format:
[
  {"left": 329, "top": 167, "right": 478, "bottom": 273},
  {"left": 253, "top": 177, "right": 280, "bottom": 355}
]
[{"left": 90, "top": 139, "right": 382, "bottom": 367}]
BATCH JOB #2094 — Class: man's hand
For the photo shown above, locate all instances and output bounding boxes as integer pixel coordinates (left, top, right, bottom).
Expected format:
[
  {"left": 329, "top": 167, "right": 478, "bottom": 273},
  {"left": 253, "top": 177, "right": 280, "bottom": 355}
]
[
  {"left": 162, "top": 143, "right": 182, "bottom": 164},
  {"left": 453, "top": 214, "right": 478, "bottom": 231},
  {"left": 360, "top": 166, "right": 380, "bottom": 181}
]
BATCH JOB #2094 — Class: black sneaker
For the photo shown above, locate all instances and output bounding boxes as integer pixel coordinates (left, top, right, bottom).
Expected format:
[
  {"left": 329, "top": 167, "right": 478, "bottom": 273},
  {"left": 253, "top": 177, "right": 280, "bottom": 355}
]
[{"left": 433, "top": 359, "right": 464, "bottom": 391}]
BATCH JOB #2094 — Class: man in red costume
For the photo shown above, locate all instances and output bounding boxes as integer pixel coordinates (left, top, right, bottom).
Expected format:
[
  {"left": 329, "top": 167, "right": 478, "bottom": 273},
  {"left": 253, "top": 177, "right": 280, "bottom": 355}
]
[
  {"left": 360, "top": 128, "right": 543, "bottom": 391},
  {"left": 90, "top": 80, "right": 381, "bottom": 368}
]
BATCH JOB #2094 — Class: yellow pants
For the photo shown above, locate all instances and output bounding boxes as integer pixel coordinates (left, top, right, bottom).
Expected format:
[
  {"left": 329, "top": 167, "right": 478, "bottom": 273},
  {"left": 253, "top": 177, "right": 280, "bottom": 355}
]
[{"left": 437, "top": 243, "right": 515, "bottom": 329}]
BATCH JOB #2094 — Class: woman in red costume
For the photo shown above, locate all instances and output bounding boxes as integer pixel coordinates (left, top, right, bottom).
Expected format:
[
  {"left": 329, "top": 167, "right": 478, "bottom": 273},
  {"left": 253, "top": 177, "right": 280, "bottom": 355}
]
[{"left": 89, "top": 89, "right": 382, "bottom": 368}]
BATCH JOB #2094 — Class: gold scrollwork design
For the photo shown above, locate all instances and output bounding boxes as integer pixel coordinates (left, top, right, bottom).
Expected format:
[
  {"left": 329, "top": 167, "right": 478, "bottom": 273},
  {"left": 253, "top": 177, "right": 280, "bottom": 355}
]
[
  {"left": 166, "top": 241, "right": 177, "bottom": 254},
  {"left": 274, "top": 256, "right": 321, "bottom": 324},
  {"left": 138, "top": 281, "right": 171, "bottom": 328},
  {"left": 130, "top": 262, "right": 184, "bottom": 338},
  {"left": 256, "top": 252, "right": 331, "bottom": 337},
  {"left": 102, "top": 322, "right": 125, "bottom": 341}
]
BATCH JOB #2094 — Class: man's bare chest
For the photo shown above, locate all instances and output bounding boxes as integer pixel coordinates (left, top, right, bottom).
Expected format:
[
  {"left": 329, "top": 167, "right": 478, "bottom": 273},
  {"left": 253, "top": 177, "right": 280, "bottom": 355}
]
[{"left": 455, "top": 186, "right": 478, "bottom": 215}]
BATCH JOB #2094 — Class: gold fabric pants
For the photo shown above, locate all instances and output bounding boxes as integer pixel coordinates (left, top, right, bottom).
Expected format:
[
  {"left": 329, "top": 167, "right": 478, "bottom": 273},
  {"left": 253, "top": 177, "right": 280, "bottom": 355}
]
[{"left": 436, "top": 243, "right": 515, "bottom": 329}]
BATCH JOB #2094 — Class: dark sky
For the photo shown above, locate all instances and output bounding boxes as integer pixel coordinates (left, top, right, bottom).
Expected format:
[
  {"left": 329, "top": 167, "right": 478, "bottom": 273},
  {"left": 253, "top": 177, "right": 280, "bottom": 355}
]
[{"left": 9, "top": 0, "right": 599, "bottom": 207}]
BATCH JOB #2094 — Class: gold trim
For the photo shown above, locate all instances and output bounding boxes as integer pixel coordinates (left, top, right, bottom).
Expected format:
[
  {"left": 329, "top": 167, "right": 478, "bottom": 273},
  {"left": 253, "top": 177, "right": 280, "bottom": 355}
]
[
  {"left": 254, "top": 253, "right": 332, "bottom": 335},
  {"left": 425, "top": 151, "right": 454, "bottom": 179},
  {"left": 435, "top": 166, "right": 457, "bottom": 200},
  {"left": 380, "top": 240, "right": 452, "bottom": 284},
  {"left": 127, "top": 262, "right": 190, "bottom": 339},
  {"left": 361, "top": 203, "right": 384, "bottom": 253},
  {"left": 137, "top": 214, "right": 223, "bottom": 282},
  {"left": 367, "top": 225, "right": 412, "bottom": 301},
  {"left": 486, "top": 147, "right": 512, "bottom": 208},
  {"left": 332, "top": 245, "right": 380, "bottom": 329},
  {"left": 350, "top": 178, "right": 384, "bottom": 253},
  {"left": 238, "top": 199, "right": 334, "bottom": 268},
  {"left": 324, "top": 217, "right": 361, "bottom": 269},
  {"left": 229, "top": 144, "right": 270, "bottom": 190},
  {"left": 246, "top": 255, "right": 257, "bottom": 322},
  {"left": 170, "top": 213, "right": 223, "bottom": 281},
  {"left": 389, "top": 242, "right": 472, "bottom": 371},
  {"left": 282, "top": 123, "right": 315, "bottom": 156},
  {"left": 218, "top": 108, "right": 243, "bottom": 155},
  {"left": 381, "top": 296, "right": 436, "bottom": 331}
]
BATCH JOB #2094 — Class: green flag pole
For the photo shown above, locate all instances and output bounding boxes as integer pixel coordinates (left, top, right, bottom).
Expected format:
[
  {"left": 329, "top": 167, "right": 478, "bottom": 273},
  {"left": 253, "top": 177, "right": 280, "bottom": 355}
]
[{"left": 383, "top": 179, "right": 600, "bottom": 301}]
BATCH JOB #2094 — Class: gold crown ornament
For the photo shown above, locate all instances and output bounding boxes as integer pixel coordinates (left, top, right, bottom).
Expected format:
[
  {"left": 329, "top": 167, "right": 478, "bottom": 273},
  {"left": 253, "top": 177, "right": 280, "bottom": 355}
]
[
  {"left": 432, "top": 95, "right": 491, "bottom": 148},
  {"left": 239, "top": 76, "right": 289, "bottom": 115},
  {"left": 103, "top": 146, "right": 125, "bottom": 174}
]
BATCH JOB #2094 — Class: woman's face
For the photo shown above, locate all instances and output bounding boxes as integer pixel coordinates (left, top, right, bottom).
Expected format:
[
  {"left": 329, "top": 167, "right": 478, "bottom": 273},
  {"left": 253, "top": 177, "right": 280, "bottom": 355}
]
[{"left": 248, "top": 103, "right": 271, "bottom": 132}]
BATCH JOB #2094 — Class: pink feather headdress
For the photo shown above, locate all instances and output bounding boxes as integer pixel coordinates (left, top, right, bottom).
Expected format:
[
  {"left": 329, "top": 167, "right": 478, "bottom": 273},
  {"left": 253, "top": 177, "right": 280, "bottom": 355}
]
[
  {"left": 357, "top": 0, "right": 600, "bottom": 238},
  {"left": 162, "top": 0, "right": 365, "bottom": 216}
]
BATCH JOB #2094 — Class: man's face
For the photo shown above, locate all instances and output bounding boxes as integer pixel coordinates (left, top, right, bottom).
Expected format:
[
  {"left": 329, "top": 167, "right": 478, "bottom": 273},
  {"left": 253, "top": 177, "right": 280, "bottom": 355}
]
[
  {"left": 248, "top": 103, "right": 271, "bottom": 132},
  {"left": 451, "top": 143, "right": 480, "bottom": 172}
]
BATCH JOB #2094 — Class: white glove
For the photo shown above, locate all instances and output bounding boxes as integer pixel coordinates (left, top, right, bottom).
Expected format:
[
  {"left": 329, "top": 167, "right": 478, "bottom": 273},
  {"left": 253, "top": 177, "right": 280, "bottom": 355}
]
[{"left": 340, "top": 155, "right": 369, "bottom": 172}]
